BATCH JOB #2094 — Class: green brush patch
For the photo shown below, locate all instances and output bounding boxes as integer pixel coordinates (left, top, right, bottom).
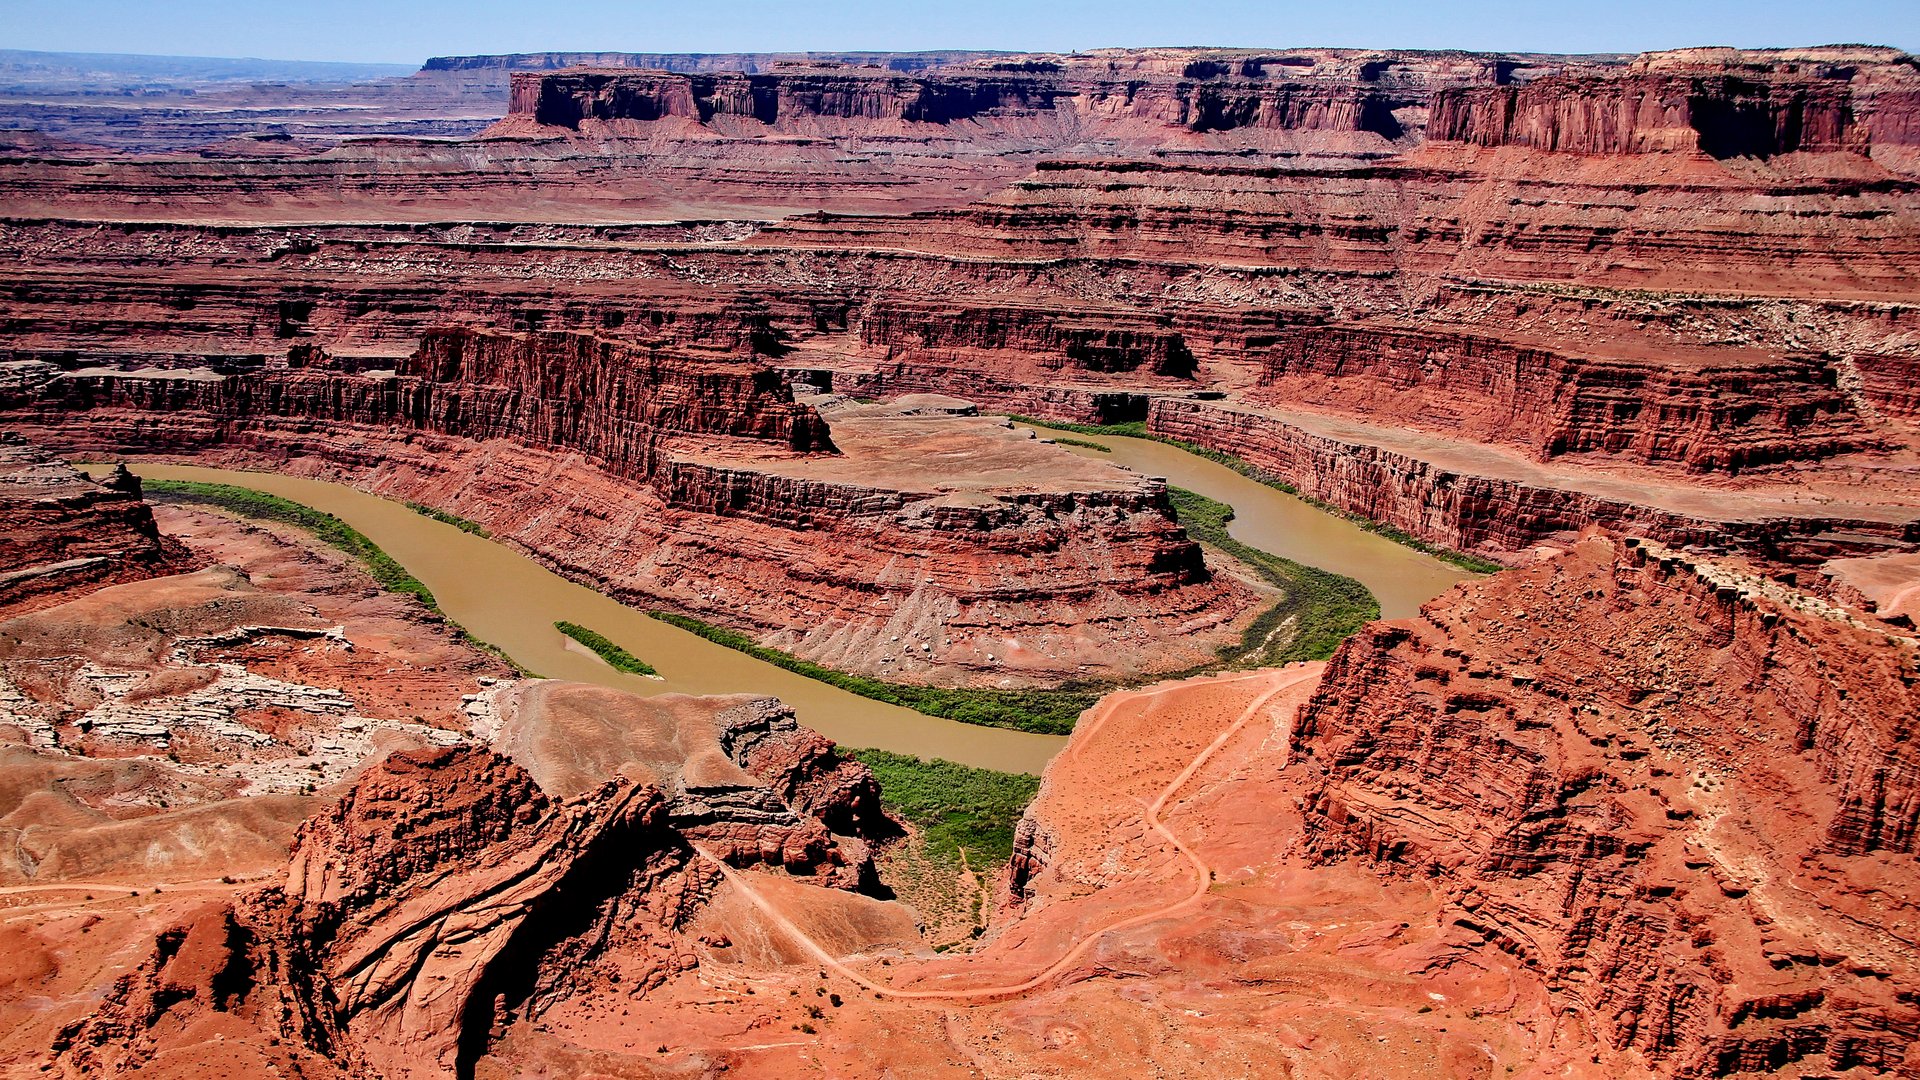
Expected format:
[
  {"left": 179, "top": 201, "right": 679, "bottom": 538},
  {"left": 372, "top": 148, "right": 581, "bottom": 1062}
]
[
  {"left": 554, "top": 620, "right": 657, "bottom": 676},
  {"left": 1168, "top": 486, "right": 1380, "bottom": 666},
  {"left": 846, "top": 749, "right": 1040, "bottom": 868},
  {"left": 403, "top": 500, "right": 490, "bottom": 537},
  {"left": 649, "top": 612, "right": 1097, "bottom": 735}
]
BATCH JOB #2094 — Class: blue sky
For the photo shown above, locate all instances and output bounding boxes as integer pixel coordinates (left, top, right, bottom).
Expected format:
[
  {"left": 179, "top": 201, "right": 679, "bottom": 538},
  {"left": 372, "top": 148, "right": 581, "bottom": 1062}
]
[{"left": 4, "top": 0, "right": 1915, "bottom": 65}]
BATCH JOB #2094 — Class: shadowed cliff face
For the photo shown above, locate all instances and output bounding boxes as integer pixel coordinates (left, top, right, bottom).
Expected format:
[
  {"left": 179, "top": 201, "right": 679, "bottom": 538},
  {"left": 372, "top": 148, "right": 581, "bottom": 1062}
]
[{"left": 492, "top": 46, "right": 1920, "bottom": 158}]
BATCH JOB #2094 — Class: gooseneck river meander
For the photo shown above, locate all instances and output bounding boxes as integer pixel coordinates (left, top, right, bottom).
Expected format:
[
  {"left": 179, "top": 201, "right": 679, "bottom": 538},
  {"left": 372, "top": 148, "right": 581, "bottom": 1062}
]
[{"left": 88, "top": 429, "right": 1471, "bottom": 776}]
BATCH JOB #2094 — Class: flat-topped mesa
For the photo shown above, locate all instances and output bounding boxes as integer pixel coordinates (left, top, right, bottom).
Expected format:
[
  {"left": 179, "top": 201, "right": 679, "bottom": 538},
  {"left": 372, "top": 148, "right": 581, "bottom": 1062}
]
[
  {"left": 487, "top": 51, "right": 1505, "bottom": 144},
  {"left": 1294, "top": 533, "right": 1920, "bottom": 1075},
  {"left": 1427, "top": 48, "right": 1920, "bottom": 158},
  {"left": 0, "top": 434, "right": 181, "bottom": 617}
]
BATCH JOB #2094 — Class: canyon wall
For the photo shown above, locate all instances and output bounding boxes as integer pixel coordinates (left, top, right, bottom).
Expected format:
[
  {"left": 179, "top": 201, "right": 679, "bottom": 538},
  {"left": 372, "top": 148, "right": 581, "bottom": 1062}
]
[
  {"left": 1426, "top": 48, "right": 1920, "bottom": 158},
  {"left": 1292, "top": 534, "right": 1920, "bottom": 1075},
  {"left": 4, "top": 43, "right": 1919, "bottom": 627},
  {"left": 1427, "top": 74, "right": 1862, "bottom": 157},
  {"left": 0, "top": 435, "right": 181, "bottom": 617},
  {"left": 500, "top": 66, "right": 1416, "bottom": 142},
  {"left": 3, "top": 328, "right": 1251, "bottom": 685},
  {"left": 1144, "top": 396, "right": 1919, "bottom": 561},
  {"left": 33, "top": 326, "right": 832, "bottom": 485},
  {"left": 1244, "top": 323, "right": 1871, "bottom": 471}
]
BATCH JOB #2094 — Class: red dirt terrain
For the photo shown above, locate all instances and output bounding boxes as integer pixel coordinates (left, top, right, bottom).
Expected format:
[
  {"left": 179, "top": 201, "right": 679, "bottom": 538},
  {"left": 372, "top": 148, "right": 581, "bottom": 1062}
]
[{"left": 33, "top": 527, "right": 1913, "bottom": 1078}]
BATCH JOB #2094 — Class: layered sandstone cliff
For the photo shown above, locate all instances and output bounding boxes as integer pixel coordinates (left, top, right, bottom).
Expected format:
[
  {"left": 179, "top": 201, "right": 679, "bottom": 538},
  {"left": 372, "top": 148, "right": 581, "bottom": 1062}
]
[
  {"left": 1427, "top": 47, "right": 1920, "bottom": 159},
  {"left": 0, "top": 434, "right": 181, "bottom": 617},
  {"left": 1243, "top": 322, "right": 1872, "bottom": 471},
  {"left": 1293, "top": 534, "right": 1920, "bottom": 1075}
]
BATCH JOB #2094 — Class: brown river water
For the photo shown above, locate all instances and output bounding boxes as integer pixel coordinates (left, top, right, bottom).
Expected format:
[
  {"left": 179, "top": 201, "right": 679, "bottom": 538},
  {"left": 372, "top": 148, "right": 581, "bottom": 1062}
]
[
  {"left": 86, "top": 445, "right": 1474, "bottom": 775},
  {"left": 1017, "top": 423, "right": 1475, "bottom": 619}
]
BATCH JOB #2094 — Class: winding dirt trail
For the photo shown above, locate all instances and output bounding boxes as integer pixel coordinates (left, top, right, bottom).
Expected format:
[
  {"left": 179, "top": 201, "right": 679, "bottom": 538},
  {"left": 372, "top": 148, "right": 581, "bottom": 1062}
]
[{"left": 698, "top": 666, "right": 1317, "bottom": 1003}]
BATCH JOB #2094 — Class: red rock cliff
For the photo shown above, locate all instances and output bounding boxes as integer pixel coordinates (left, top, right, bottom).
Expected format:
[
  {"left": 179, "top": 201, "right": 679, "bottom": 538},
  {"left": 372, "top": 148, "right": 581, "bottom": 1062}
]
[
  {"left": 0, "top": 434, "right": 182, "bottom": 617},
  {"left": 1293, "top": 534, "right": 1920, "bottom": 1075},
  {"left": 1248, "top": 323, "right": 1870, "bottom": 471}
]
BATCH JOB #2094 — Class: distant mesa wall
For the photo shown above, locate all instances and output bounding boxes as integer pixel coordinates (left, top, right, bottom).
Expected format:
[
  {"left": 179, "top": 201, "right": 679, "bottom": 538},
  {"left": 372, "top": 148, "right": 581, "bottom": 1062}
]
[
  {"left": 493, "top": 47, "right": 1920, "bottom": 155},
  {"left": 1428, "top": 69, "right": 1920, "bottom": 157},
  {"left": 500, "top": 67, "right": 1419, "bottom": 139}
]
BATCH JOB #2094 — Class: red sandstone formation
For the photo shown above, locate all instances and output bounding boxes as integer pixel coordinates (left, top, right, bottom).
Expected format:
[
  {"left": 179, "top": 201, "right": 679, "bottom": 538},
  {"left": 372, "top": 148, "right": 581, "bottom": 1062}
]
[
  {"left": 58, "top": 532, "right": 1901, "bottom": 1078},
  {"left": 10, "top": 503, "right": 1920, "bottom": 1077},
  {"left": 1291, "top": 534, "right": 1920, "bottom": 1074},
  {"left": 49, "top": 696, "right": 899, "bottom": 1079},
  {"left": 7, "top": 48, "right": 1919, "bottom": 577},
  {"left": 53, "top": 745, "right": 691, "bottom": 1080},
  {"left": 1427, "top": 46, "right": 1920, "bottom": 161},
  {"left": 0, "top": 434, "right": 183, "bottom": 617},
  {"left": 4, "top": 43, "right": 1920, "bottom": 1078}
]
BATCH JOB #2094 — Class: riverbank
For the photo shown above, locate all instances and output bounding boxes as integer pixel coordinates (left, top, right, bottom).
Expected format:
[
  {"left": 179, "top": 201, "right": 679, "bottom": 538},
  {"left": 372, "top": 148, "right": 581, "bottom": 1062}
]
[
  {"left": 84, "top": 463, "right": 1068, "bottom": 774},
  {"left": 1010, "top": 416, "right": 1504, "bottom": 576}
]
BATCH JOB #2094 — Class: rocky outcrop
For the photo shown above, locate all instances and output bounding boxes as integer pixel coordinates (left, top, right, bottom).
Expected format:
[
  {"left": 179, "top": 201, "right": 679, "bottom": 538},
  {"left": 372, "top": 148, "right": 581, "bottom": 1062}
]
[
  {"left": 493, "top": 686, "right": 895, "bottom": 891},
  {"left": 56, "top": 680, "right": 909, "bottom": 1079},
  {"left": 1293, "top": 534, "right": 1920, "bottom": 1075},
  {"left": 0, "top": 434, "right": 182, "bottom": 617},
  {"left": 56, "top": 746, "right": 699, "bottom": 1080},
  {"left": 715, "top": 697, "right": 892, "bottom": 841}
]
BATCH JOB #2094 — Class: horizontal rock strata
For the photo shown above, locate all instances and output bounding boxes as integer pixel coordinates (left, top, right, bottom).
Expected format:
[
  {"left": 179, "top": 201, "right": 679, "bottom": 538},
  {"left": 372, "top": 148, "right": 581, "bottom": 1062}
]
[{"left": 0, "top": 434, "right": 182, "bottom": 617}]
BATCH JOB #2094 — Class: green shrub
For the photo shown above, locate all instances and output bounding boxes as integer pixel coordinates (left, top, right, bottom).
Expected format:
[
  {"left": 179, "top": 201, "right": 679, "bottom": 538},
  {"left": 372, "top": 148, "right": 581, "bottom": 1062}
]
[
  {"left": 846, "top": 749, "right": 1040, "bottom": 868},
  {"left": 554, "top": 620, "right": 657, "bottom": 676},
  {"left": 403, "top": 500, "right": 489, "bottom": 537},
  {"left": 1167, "top": 486, "right": 1380, "bottom": 666},
  {"left": 649, "top": 612, "right": 1096, "bottom": 735}
]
